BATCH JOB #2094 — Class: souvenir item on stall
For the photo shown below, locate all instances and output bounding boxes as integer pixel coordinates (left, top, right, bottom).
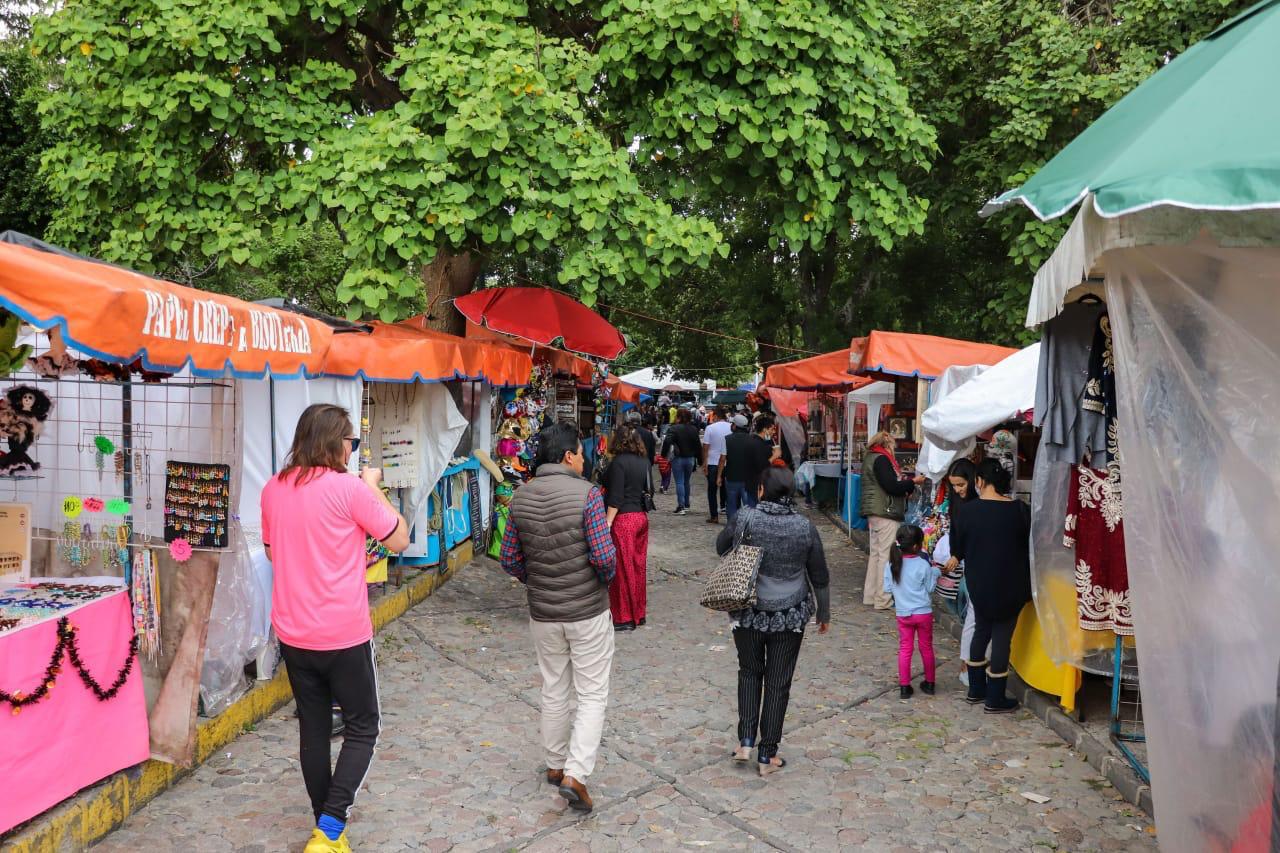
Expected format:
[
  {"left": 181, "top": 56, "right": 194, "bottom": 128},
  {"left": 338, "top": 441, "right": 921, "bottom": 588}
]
[
  {"left": 131, "top": 549, "right": 162, "bottom": 661},
  {"left": 0, "top": 310, "right": 32, "bottom": 378},
  {"left": 1082, "top": 311, "right": 1119, "bottom": 463},
  {"left": 0, "top": 502, "right": 30, "bottom": 584},
  {"left": 58, "top": 521, "right": 92, "bottom": 569},
  {"left": 79, "top": 358, "right": 170, "bottom": 384},
  {"left": 0, "top": 581, "right": 120, "bottom": 637},
  {"left": 1034, "top": 298, "right": 1108, "bottom": 464},
  {"left": 380, "top": 425, "right": 419, "bottom": 489},
  {"left": 467, "top": 470, "right": 484, "bottom": 550},
  {"left": 0, "top": 385, "right": 53, "bottom": 475},
  {"left": 1065, "top": 462, "right": 1132, "bottom": 636},
  {"left": 488, "top": 481, "right": 514, "bottom": 558},
  {"left": 365, "top": 535, "right": 390, "bottom": 585},
  {"left": 987, "top": 429, "right": 1018, "bottom": 479},
  {"left": 163, "top": 461, "right": 231, "bottom": 548}
]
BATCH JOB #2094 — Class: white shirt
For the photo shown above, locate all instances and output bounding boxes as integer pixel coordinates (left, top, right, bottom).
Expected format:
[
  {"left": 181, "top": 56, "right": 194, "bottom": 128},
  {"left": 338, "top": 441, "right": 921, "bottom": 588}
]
[{"left": 702, "top": 420, "right": 733, "bottom": 466}]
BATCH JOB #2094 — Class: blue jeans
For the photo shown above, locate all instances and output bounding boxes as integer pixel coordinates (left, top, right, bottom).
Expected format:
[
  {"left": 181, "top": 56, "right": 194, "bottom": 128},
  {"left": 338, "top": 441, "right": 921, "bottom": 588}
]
[
  {"left": 672, "top": 456, "right": 695, "bottom": 509},
  {"left": 725, "top": 481, "right": 749, "bottom": 522}
]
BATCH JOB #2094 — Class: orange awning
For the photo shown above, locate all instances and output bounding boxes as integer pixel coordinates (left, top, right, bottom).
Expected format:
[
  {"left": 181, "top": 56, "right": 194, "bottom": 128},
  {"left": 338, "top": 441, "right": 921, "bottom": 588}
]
[
  {"left": 762, "top": 388, "right": 814, "bottom": 418},
  {"left": 0, "top": 239, "right": 332, "bottom": 378},
  {"left": 465, "top": 321, "right": 595, "bottom": 384},
  {"left": 324, "top": 317, "right": 532, "bottom": 385},
  {"left": 851, "top": 331, "right": 1017, "bottom": 381},
  {"left": 603, "top": 375, "right": 649, "bottom": 404},
  {"left": 764, "top": 343, "right": 874, "bottom": 392}
]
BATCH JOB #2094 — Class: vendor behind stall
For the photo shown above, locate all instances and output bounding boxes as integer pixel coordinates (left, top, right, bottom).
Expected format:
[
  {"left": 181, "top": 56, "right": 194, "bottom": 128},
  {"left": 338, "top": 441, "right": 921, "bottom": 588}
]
[{"left": 860, "top": 431, "right": 924, "bottom": 610}]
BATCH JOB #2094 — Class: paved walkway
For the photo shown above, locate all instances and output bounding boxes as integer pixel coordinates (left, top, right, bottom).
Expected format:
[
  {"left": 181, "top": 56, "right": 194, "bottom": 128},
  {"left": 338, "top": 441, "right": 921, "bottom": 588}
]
[{"left": 98, "top": 477, "right": 1156, "bottom": 851}]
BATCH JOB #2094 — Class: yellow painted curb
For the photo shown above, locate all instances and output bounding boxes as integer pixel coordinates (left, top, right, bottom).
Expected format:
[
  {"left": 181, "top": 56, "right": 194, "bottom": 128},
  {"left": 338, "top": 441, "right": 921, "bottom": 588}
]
[{"left": 2, "top": 545, "right": 475, "bottom": 853}]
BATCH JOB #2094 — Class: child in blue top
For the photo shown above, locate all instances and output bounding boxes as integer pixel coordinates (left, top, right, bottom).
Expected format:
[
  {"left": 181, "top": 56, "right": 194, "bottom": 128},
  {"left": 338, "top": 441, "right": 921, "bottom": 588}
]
[{"left": 883, "top": 524, "right": 940, "bottom": 699}]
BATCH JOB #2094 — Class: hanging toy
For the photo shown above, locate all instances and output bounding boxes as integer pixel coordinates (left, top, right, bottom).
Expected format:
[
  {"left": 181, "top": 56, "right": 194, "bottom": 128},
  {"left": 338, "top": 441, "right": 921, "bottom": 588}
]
[
  {"left": 0, "top": 310, "right": 33, "bottom": 378},
  {"left": 93, "top": 435, "right": 114, "bottom": 482},
  {"left": 0, "top": 386, "right": 53, "bottom": 476}
]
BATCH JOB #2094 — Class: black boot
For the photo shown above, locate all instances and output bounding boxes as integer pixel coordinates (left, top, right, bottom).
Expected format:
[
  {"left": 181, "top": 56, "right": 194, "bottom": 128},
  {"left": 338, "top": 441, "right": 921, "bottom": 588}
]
[
  {"left": 920, "top": 680, "right": 935, "bottom": 696},
  {"left": 965, "top": 662, "right": 987, "bottom": 704},
  {"left": 899, "top": 684, "right": 914, "bottom": 699},
  {"left": 984, "top": 672, "right": 1020, "bottom": 714}
]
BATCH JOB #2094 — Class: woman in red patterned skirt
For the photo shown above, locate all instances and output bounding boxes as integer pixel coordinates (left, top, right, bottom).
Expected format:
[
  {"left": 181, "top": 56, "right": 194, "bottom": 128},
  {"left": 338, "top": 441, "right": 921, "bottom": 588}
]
[{"left": 604, "top": 424, "right": 652, "bottom": 631}]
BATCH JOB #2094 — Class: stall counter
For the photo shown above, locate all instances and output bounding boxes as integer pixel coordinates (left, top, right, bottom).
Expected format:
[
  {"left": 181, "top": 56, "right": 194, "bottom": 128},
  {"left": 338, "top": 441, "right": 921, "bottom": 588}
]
[{"left": 0, "top": 583, "right": 149, "bottom": 833}]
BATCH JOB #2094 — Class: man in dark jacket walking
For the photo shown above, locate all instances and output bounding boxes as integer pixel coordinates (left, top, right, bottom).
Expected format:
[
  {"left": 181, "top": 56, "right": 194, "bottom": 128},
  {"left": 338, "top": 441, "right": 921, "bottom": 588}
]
[{"left": 500, "top": 421, "right": 618, "bottom": 812}]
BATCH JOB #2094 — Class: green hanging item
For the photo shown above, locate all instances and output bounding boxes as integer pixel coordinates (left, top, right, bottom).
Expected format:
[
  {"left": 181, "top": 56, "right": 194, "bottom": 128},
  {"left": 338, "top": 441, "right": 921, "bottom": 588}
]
[{"left": 0, "top": 310, "right": 32, "bottom": 378}]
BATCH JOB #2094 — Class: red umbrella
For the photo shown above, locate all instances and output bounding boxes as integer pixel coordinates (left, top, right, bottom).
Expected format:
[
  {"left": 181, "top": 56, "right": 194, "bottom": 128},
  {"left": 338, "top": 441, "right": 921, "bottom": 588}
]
[{"left": 454, "top": 287, "right": 627, "bottom": 360}]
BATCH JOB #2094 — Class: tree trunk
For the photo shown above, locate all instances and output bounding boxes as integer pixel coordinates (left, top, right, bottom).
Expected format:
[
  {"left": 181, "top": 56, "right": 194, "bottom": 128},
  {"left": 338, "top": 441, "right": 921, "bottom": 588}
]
[
  {"left": 421, "top": 249, "right": 482, "bottom": 336},
  {"left": 798, "top": 233, "right": 839, "bottom": 351}
]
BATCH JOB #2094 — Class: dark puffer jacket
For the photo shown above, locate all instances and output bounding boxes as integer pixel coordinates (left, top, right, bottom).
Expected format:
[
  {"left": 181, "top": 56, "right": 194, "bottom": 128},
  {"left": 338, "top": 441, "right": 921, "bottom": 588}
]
[
  {"left": 715, "top": 502, "right": 831, "bottom": 622},
  {"left": 508, "top": 464, "right": 611, "bottom": 623}
]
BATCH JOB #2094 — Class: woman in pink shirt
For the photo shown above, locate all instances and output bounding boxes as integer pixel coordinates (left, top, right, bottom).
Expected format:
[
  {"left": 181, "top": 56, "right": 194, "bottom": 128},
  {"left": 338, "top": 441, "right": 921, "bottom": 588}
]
[{"left": 261, "top": 404, "right": 408, "bottom": 853}]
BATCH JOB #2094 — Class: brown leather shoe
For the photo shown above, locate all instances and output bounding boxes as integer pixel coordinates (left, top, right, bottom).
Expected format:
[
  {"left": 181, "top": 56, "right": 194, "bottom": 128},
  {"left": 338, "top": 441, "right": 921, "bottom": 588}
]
[
  {"left": 546, "top": 768, "right": 564, "bottom": 786},
  {"left": 557, "top": 775, "right": 593, "bottom": 812}
]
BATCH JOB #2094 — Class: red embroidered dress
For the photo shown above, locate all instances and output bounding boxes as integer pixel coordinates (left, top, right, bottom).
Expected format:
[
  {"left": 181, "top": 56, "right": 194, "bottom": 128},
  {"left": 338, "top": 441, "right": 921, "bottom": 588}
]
[{"left": 1065, "top": 461, "right": 1133, "bottom": 636}]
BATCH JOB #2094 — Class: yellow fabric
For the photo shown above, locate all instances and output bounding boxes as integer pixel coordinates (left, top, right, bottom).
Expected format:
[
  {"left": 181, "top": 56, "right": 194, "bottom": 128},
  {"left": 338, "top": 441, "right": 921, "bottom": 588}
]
[
  {"left": 1010, "top": 600, "right": 1083, "bottom": 712},
  {"left": 365, "top": 557, "right": 388, "bottom": 584}
]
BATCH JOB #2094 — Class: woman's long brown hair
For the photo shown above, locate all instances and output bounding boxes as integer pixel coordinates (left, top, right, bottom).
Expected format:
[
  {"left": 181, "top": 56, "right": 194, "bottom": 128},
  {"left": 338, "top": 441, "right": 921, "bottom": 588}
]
[
  {"left": 278, "top": 403, "right": 353, "bottom": 485},
  {"left": 611, "top": 423, "right": 647, "bottom": 456}
]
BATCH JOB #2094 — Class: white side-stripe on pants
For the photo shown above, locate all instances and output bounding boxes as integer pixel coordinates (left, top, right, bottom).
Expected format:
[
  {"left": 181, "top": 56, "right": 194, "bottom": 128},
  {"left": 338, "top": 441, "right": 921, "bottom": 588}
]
[{"left": 530, "top": 609, "right": 615, "bottom": 780}]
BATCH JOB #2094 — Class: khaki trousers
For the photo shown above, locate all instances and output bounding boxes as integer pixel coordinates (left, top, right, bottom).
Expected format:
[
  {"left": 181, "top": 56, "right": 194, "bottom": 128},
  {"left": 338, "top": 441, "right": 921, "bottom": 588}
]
[
  {"left": 865, "top": 515, "right": 898, "bottom": 609},
  {"left": 530, "top": 609, "right": 615, "bottom": 780}
]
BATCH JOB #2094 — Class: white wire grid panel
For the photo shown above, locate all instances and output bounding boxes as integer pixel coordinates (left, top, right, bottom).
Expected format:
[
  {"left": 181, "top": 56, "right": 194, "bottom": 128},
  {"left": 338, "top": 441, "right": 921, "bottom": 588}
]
[{"left": 0, "top": 350, "right": 236, "bottom": 576}]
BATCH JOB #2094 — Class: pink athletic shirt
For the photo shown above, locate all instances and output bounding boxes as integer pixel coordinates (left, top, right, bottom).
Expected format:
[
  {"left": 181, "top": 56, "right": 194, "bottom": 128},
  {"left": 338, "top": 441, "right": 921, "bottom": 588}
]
[{"left": 261, "top": 468, "right": 398, "bottom": 651}]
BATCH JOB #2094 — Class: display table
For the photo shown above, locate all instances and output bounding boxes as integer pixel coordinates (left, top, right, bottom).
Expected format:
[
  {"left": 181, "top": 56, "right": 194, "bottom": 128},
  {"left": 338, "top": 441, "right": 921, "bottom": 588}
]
[
  {"left": 1010, "top": 600, "right": 1082, "bottom": 713},
  {"left": 0, "top": 582, "right": 149, "bottom": 833}
]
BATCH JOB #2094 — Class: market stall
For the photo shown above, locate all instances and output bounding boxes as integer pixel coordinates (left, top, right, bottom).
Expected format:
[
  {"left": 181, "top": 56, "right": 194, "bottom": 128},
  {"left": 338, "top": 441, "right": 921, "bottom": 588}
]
[
  {"left": 981, "top": 4, "right": 1280, "bottom": 844},
  {"left": 0, "top": 233, "right": 338, "bottom": 832},
  {"left": 762, "top": 346, "right": 876, "bottom": 512},
  {"left": 917, "top": 344, "right": 1080, "bottom": 711}
]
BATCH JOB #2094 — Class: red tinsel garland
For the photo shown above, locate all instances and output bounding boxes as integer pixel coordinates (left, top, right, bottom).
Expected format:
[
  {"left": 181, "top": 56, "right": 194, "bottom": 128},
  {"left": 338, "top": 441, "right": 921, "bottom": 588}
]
[{"left": 0, "top": 617, "right": 139, "bottom": 713}]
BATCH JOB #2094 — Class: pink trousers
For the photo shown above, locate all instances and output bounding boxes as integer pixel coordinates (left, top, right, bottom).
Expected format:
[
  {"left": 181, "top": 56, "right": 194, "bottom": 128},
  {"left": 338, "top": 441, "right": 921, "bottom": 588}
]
[{"left": 897, "top": 613, "right": 936, "bottom": 685}]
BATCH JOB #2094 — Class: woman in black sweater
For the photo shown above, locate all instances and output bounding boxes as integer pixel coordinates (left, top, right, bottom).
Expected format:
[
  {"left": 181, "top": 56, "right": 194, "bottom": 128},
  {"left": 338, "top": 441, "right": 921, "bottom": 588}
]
[
  {"left": 606, "top": 424, "right": 654, "bottom": 631},
  {"left": 947, "top": 458, "right": 1031, "bottom": 713}
]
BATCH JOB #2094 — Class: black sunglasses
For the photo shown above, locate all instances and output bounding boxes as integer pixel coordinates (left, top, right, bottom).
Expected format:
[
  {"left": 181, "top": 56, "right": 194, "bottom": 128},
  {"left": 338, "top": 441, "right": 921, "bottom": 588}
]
[{"left": 345, "top": 436, "right": 361, "bottom": 453}]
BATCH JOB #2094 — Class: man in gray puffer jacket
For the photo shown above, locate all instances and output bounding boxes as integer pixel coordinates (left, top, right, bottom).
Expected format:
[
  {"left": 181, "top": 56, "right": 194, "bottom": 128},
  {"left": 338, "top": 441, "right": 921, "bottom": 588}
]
[{"left": 500, "top": 421, "right": 617, "bottom": 812}]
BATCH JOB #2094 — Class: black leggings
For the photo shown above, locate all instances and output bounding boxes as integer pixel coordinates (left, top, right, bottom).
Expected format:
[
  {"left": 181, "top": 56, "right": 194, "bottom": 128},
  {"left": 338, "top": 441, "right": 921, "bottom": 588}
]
[
  {"left": 734, "top": 627, "right": 804, "bottom": 760},
  {"left": 280, "top": 640, "right": 381, "bottom": 821},
  {"left": 968, "top": 611, "right": 1018, "bottom": 675}
]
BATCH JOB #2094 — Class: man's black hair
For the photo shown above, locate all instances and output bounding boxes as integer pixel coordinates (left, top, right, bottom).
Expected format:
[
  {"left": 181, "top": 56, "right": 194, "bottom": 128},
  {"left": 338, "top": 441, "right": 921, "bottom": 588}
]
[{"left": 536, "top": 420, "right": 581, "bottom": 470}]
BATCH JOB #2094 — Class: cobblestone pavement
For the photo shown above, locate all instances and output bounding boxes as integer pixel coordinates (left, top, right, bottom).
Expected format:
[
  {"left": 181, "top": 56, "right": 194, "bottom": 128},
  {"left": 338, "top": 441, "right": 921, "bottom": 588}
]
[{"left": 97, "top": 477, "right": 1157, "bottom": 851}]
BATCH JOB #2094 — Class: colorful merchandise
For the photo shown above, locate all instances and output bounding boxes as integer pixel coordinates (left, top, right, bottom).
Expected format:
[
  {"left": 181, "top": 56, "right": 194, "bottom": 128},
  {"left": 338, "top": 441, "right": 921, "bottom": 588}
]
[
  {"left": 163, "top": 461, "right": 231, "bottom": 548},
  {"left": 0, "top": 385, "right": 53, "bottom": 475}
]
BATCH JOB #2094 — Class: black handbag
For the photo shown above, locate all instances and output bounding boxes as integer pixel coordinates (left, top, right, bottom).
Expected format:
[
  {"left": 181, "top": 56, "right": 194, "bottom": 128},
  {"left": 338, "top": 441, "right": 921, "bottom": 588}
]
[{"left": 642, "top": 464, "right": 658, "bottom": 513}]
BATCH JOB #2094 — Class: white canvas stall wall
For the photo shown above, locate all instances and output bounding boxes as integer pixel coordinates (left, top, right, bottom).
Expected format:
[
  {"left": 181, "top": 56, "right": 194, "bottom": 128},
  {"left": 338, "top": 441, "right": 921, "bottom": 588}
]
[
  {"left": 369, "top": 383, "right": 467, "bottom": 559},
  {"left": 462, "top": 383, "right": 496, "bottom": 531},
  {"left": 915, "top": 364, "right": 986, "bottom": 482},
  {"left": 1106, "top": 243, "right": 1280, "bottom": 852},
  {"left": 847, "top": 382, "right": 894, "bottom": 437},
  {"left": 204, "top": 377, "right": 363, "bottom": 715},
  {"left": 776, "top": 415, "right": 806, "bottom": 469}
]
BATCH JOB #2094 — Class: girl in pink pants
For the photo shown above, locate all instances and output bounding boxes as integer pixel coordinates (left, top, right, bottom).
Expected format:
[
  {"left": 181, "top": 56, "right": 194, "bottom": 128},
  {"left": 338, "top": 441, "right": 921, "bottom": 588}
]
[{"left": 882, "top": 524, "right": 940, "bottom": 699}]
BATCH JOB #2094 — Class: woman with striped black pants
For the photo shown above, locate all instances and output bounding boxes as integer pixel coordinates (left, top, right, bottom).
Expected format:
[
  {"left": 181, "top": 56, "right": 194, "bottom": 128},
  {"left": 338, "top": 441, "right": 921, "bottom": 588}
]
[{"left": 715, "top": 467, "right": 831, "bottom": 777}]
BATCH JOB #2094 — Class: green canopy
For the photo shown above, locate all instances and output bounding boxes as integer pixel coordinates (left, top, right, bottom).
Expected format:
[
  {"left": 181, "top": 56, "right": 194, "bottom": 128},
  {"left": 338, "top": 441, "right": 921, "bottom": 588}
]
[{"left": 983, "top": 0, "right": 1280, "bottom": 221}]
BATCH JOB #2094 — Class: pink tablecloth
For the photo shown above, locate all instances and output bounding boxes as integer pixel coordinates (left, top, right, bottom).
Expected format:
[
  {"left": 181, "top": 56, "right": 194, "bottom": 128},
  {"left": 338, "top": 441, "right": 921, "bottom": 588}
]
[{"left": 0, "top": 588, "right": 149, "bottom": 834}]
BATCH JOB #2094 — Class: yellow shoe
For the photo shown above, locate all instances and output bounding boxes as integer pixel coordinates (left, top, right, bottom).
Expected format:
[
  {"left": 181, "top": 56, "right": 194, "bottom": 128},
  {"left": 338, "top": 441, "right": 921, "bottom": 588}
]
[{"left": 304, "top": 828, "right": 352, "bottom": 852}]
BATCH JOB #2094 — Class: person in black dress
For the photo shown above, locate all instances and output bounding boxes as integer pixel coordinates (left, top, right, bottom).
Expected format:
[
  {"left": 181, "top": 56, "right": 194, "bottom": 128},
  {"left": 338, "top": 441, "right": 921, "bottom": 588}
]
[{"left": 947, "top": 458, "right": 1031, "bottom": 713}]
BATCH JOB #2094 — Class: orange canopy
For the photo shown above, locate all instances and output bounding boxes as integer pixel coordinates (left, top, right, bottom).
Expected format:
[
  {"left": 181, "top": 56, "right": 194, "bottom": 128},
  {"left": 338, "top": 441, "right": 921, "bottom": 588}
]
[
  {"left": 465, "top": 321, "right": 595, "bottom": 384},
  {"left": 0, "top": 239, "right": 332, "bottom": 378},
  {"left": 851, "top": 331, "right": 1017, "bottom": 381},
  {"left": 764, "top": 344, "right": 875, "bottom": 392},
  {"left": 603, "top": 375, "right": 649, "bottom": 404},
  {"left": 762, "top": 388, "right": 814, "bottom": 418},
  {"left": 324, "top": 317, "right": 532, "bottom": 385}
]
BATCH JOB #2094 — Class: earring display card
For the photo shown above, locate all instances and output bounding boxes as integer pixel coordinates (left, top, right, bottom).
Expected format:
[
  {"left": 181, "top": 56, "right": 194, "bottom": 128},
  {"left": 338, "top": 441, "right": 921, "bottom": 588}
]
[
  {"left": 380, "top": 425, "right": 419, "bottom": 489},
  {"left": 468, "top": 470, "right": 484, "bottom": 550},
  {"left": 164, "top": 461, "right": 231, "bottom": 548}
]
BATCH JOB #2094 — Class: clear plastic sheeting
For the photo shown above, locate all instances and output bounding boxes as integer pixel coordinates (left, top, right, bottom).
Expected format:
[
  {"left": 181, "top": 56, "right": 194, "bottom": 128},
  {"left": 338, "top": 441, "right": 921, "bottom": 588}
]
[
  {"left": 1028, "top": 450, "right": 1114, "bottom": 676},
  {"left": 1105, "top": 242, "right": 1280, "bottom": 852},
  {"left": 199, "top": 522, "right": 270, "bottom": 716}
]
